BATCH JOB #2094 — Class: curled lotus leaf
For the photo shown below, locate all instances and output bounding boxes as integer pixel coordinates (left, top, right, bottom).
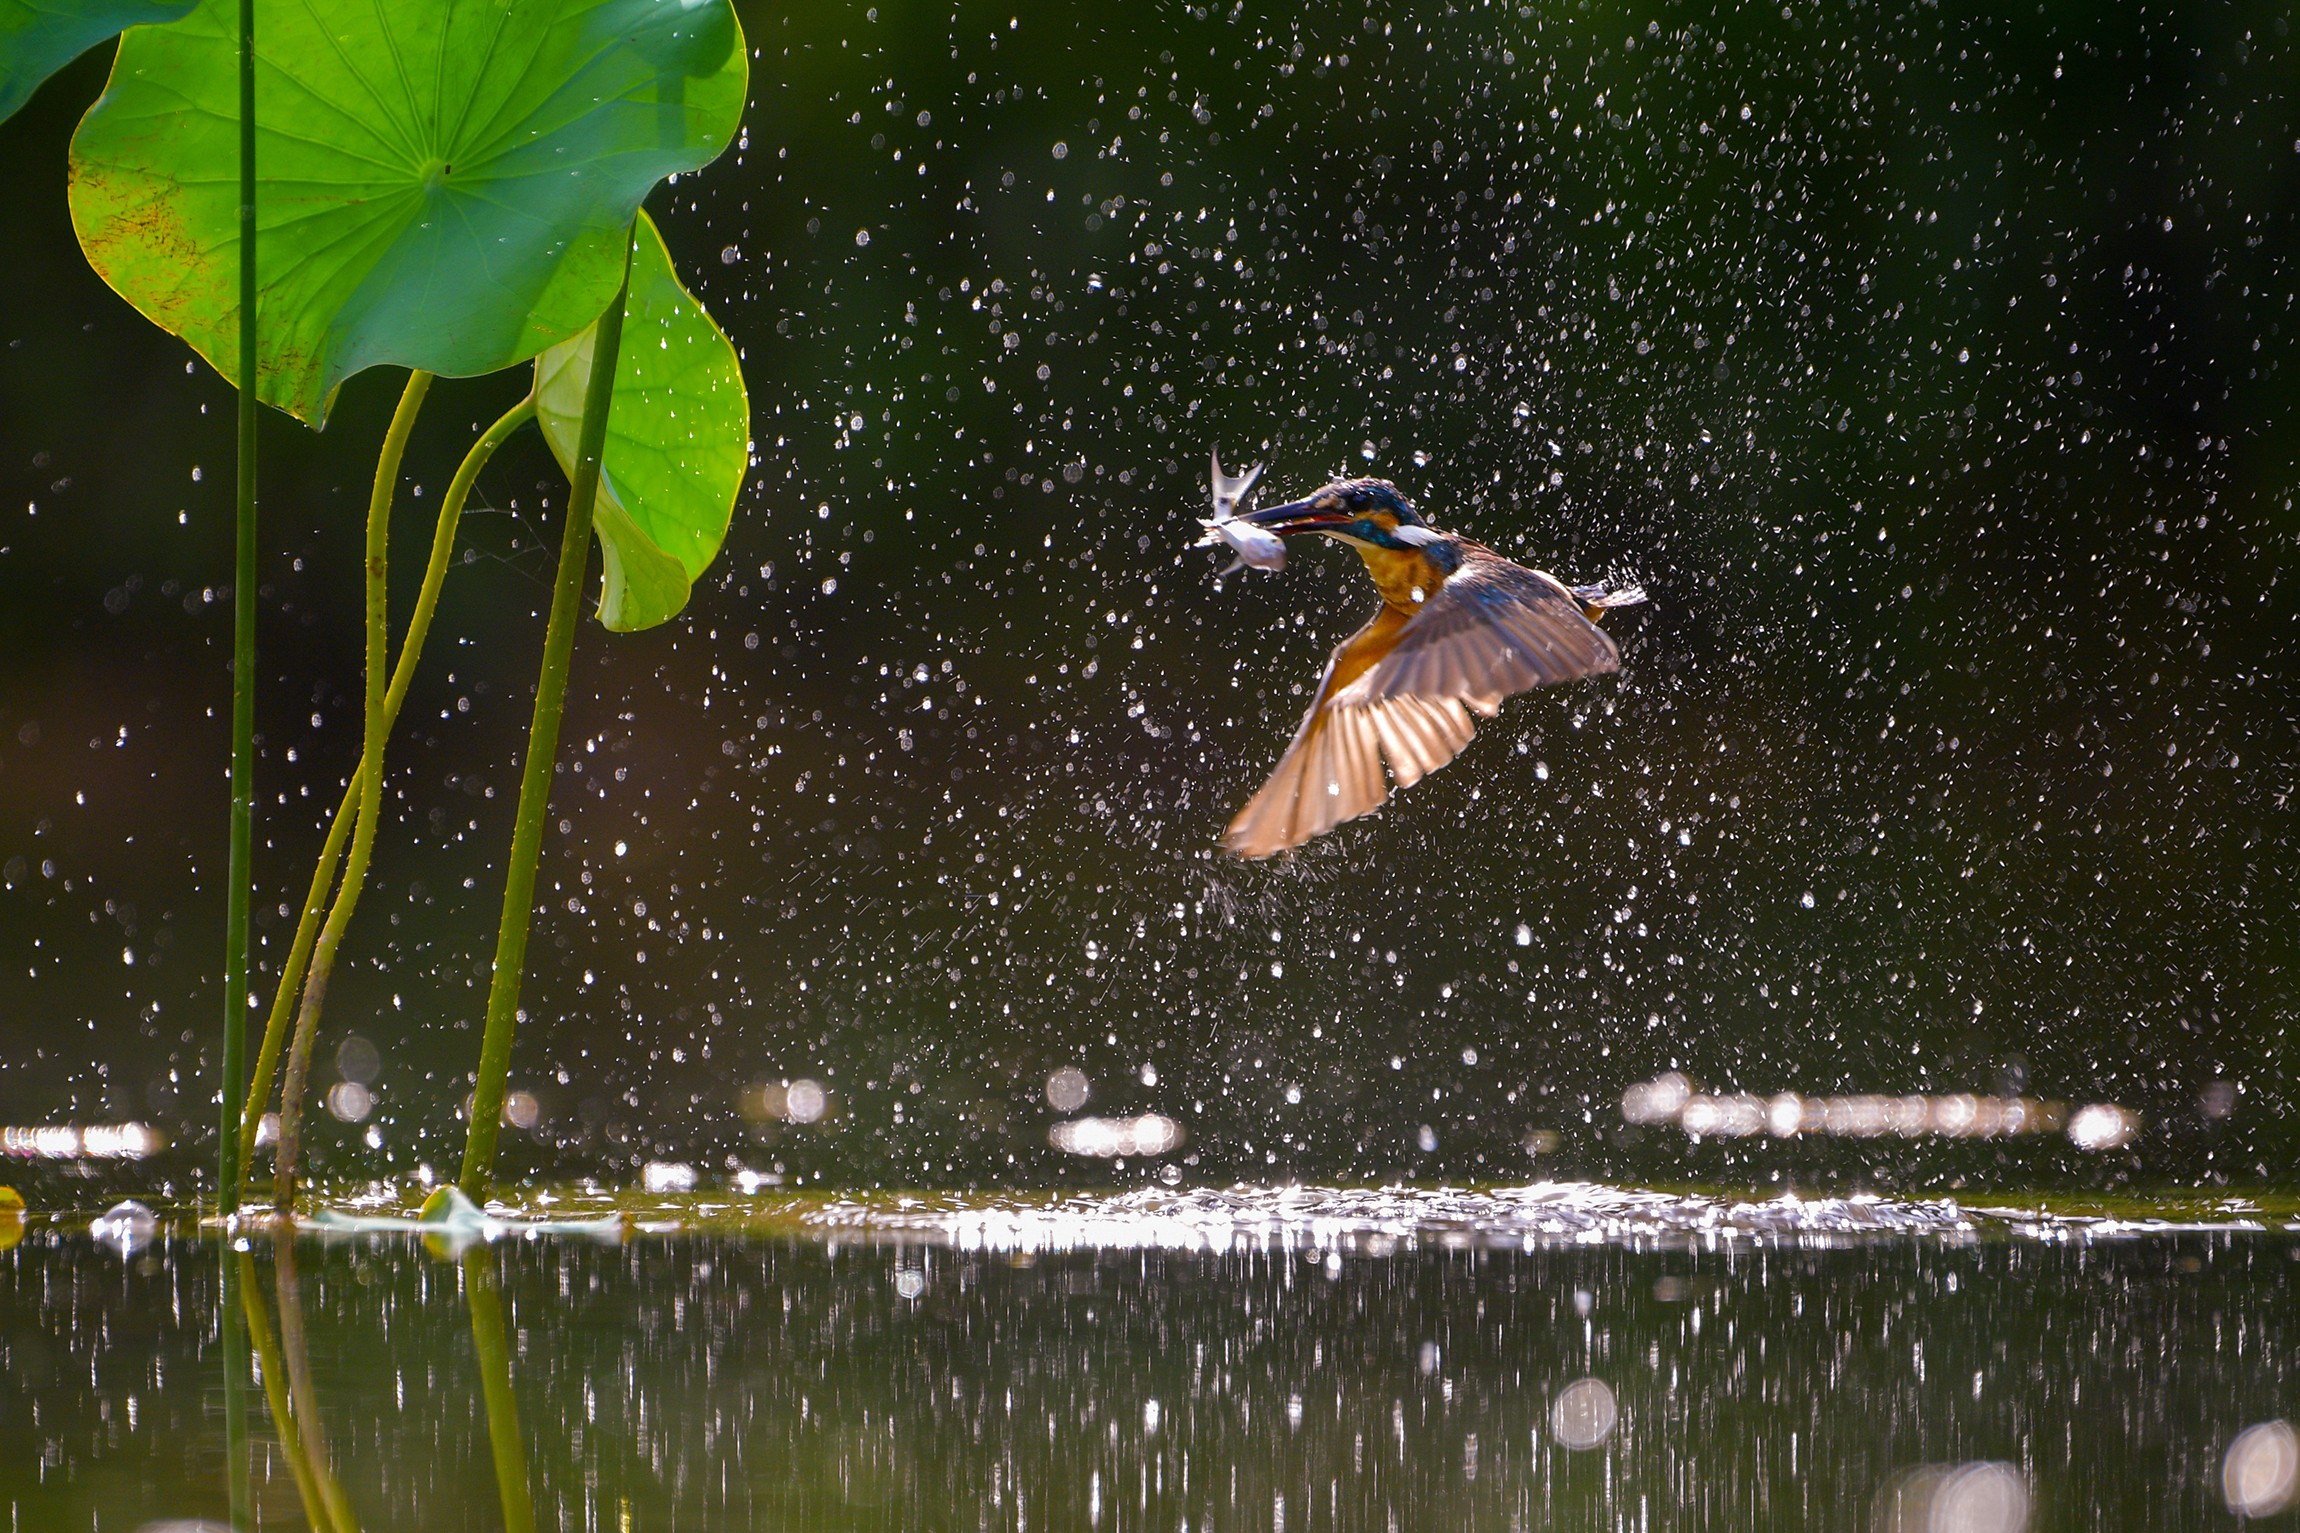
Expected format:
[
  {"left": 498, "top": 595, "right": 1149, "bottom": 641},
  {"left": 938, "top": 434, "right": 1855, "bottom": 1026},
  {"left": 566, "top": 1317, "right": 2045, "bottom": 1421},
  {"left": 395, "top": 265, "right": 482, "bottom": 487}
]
[
  {"left": 535, "top": 210, "right": 747, "bottom": 633},
  {"left": 67, "top": 0, "right": 745, "bottom": 425}
]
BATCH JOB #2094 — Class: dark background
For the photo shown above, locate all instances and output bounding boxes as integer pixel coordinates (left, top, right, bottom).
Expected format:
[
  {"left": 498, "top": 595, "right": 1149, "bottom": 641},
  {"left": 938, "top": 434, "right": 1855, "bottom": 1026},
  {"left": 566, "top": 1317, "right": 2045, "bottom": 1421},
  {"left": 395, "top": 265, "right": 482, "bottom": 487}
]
[{"left": 0, "top": 0, "right": 2292, "bottom": 1192}]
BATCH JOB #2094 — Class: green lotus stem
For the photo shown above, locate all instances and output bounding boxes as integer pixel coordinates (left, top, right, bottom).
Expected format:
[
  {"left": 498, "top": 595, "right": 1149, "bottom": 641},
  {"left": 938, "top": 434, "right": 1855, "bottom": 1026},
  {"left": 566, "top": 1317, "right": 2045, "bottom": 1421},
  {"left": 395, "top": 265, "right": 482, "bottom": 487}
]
[
  {"left": 239, "top": 777, "right": 355, "bottom": 1186},
  {"left": 218, "top": 0, "right": 258, "bottom": 1218},
  {"left": 274, "top": 368, "right": 432, "bottom": 1210},
  {"left": 465, "top": 1249, "right": 537, "bottom": 1533},
  {"left": 460, "top": 237, "right": 634, "bottom": 1200},
  {"left": 237, "top": 392, "right": 537, "bottom": 1191}
]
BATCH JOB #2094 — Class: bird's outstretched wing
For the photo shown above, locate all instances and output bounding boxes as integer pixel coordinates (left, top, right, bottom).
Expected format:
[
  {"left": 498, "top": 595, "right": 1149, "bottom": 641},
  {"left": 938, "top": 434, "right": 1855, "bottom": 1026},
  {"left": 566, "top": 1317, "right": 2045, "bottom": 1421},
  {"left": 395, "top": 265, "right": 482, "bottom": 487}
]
[
  {"left": 1224, "top": 551, "right": 1619, "bottom": 858},
  {"left": 1332, "top": 550, "right": 1619, "bottom": 713}
]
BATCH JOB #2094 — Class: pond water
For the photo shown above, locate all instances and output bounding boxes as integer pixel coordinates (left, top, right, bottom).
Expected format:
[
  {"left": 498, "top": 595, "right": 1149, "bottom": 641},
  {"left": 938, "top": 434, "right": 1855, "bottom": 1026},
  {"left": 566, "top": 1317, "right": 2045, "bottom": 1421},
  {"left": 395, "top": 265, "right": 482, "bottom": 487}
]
[
  {"left": 5, "top": 1186, "right": 2298, "bottom": 1531},
  {"left": 3, "top": 0, "right": 2296, "bottom": 1523},
  {"left": 2, "top": 0, "right": 2294, "bottom": 1196}
]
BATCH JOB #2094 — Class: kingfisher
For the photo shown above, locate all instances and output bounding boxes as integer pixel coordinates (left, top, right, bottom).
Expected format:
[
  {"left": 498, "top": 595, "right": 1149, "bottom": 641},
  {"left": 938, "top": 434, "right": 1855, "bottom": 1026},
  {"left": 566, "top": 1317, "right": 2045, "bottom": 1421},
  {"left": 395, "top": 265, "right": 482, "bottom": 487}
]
[{"left": 1203, "top": 463, "right": 1644, "bottom": 859}]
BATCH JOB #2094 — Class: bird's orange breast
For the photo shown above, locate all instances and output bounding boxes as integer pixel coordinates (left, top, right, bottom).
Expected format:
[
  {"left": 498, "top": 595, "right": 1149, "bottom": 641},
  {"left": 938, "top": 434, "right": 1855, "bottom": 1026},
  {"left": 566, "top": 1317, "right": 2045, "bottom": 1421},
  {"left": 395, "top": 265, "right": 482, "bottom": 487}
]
[
  {"left": 1314, "top": 545, "right": 1452, "bottom": 701},
  {"left": 1353, "top": 544, "right": 1454, "bottom": 613}
]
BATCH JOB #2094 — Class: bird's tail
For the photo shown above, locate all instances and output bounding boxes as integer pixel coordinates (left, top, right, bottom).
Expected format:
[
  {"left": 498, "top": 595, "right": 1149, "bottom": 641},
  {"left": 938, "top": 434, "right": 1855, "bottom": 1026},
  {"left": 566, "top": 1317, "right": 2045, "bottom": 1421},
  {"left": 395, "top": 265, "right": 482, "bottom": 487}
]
[{"left": 1572, "top": 581, "right": 1648, "bottom": 618}]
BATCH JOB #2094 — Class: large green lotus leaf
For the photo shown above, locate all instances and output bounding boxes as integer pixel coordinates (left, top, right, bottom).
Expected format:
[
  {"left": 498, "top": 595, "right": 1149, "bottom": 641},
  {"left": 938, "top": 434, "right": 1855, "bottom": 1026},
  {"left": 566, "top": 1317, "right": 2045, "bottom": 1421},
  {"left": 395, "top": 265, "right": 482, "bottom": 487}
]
[
  {"left": 0, "top": 0, "right": 192, "bottom": 125},
  {"left": 535, "top": 210, "right": 746, "bottom": 632},
  {"left": 67, "top": 0, "right": 744, "bottom": 426}
]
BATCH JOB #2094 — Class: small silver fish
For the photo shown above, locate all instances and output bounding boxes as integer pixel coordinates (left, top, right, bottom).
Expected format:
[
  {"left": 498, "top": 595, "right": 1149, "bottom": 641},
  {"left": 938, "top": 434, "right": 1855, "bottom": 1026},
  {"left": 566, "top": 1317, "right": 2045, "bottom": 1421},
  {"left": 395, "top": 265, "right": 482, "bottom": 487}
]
[{"left": 1196, "top": 448, "right": 1285, "bottom": 574}]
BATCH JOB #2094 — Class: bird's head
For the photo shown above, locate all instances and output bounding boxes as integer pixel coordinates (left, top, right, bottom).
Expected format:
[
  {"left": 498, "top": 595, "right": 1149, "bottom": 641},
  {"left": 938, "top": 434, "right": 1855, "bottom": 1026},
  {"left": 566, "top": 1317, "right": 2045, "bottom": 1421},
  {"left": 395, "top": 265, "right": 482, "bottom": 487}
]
[{"left": 1239, "top": 478, "right": 1444, "bottom": 551}]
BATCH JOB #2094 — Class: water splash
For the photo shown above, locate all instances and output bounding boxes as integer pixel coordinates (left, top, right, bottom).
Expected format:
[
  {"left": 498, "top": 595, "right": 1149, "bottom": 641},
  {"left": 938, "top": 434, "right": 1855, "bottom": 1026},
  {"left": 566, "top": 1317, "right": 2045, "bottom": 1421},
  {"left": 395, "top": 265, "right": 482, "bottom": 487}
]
[{"left": 803, "top": 1180, "right": 1980, "bottom": 1252}]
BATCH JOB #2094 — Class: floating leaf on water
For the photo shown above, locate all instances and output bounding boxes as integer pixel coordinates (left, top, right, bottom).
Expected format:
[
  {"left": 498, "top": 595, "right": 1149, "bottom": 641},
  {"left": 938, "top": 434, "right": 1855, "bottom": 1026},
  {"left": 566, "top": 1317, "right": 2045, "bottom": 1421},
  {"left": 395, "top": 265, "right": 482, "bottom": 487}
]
[
  {"left": 416, "top": 1185, "right": 488, "bottom": 1231},
  {"left": 308, "top": 1185, "right": 626, "bottom": 1249}
]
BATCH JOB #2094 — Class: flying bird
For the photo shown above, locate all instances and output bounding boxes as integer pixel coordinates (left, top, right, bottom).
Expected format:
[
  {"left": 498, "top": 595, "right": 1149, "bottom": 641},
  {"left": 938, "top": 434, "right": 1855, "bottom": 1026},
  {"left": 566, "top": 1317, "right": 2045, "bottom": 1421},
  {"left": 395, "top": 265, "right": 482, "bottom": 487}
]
[{"left": 1210, "top": 473, "right": 1644, "bottom": 859}]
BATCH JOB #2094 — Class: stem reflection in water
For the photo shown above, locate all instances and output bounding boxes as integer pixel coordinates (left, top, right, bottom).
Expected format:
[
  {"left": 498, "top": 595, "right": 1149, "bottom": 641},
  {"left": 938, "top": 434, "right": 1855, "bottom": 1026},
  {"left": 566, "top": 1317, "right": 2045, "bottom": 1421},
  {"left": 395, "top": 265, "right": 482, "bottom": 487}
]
[
  {"left": 234, "top": 1235, "right": 535, "bottom": 1533},
  {"left": 465, "top": 1248, "right": 538, "bottom": 1533},
  {"left": 220, "top": 1240, "right": 251, "bottom": 1533},
  {"left": 238, "top": 1236, "right": 360, "bottom": 1533}
]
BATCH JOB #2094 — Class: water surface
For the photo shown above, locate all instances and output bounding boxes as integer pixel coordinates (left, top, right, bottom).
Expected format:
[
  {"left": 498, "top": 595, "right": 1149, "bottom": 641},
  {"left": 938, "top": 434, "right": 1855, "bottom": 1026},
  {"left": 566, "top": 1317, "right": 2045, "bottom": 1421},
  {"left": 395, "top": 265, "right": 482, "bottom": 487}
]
[{"left": 4, "top": 1183, "right": 2294, "bottom": 1530}]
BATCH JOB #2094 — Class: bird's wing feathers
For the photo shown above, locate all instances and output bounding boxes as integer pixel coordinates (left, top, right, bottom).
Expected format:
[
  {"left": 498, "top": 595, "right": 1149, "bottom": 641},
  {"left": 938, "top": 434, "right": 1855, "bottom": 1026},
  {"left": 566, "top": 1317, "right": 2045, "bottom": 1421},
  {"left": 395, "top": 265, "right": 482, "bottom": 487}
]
[
  {"left": 1224, "top": 551, "right": 1618, "bottom": 859},
  {"left": 1223, "top": 625, "right": 1398, "bottom": 859},
  {"left": 1223, "top": 683, "right": 1398, "bottom": 858},
  {"left": 1331, "top": 552, "right": 1619, "bottom": 713}
]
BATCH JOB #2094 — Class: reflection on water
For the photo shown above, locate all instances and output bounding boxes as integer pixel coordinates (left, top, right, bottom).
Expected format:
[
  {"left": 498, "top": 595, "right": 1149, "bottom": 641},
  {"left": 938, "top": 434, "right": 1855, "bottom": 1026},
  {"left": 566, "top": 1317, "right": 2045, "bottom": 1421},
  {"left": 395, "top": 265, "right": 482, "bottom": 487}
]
[
  {"left": 1619, "top": 1072, "right": 2148, "bottom": 1149},
  {"left": 464, "top": 1247, "right": 537, "bottom": 1533},
  {"left": 0, "top": 1190, "right": 2294, "bottom": 1530},
  {"left": 0, "top": 1122, "right": 164, "bottom": 1160},
  {"left": 238, "top": 1234, "right": 360, "bottom": 1532},
  {"left": 2224, "top": 1421, "right": 2300, "bottom": 1519},
  {"left": 799, "top": 1180, "right": 1980, "bottom": 1253},
  {"left": 1548, "top": 1377, "right": 1618, "bottom": 1452},
  {"left": 1048, "top": 1112, "right": 1185, "bottom": 1160},
  {"left": 88, "top": 1198, "right": 157, "bottom": 1254},
  {"left": 1875, "top": 1461, "right": 2031, "bottom": 1533}
]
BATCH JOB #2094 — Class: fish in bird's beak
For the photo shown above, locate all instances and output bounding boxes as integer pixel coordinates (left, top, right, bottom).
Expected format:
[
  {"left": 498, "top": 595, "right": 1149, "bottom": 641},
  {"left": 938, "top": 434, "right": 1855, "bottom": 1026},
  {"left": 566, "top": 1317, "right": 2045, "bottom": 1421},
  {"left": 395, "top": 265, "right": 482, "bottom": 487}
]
[
  {"left": 1235, "top": 496, "right": 1357, "bottom": 535},
  {"left": 1199, "top": 517, "right": 1286, "bottom": 574},
  {"left": 1197, "top": 449, "right": 1285, "bottom": 573}
]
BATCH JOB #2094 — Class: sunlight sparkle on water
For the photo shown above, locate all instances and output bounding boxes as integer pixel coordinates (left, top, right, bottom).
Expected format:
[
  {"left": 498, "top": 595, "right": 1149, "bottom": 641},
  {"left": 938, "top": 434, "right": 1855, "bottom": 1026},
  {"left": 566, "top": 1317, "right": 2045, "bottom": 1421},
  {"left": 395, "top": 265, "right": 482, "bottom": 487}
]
[
  {"left": 1624, "top": 1074, "right": 2143, "bottom": 1150},
  {"left": 1549, "top": 1378, "right": 1618, "bottom": 1450},
  {"left": 1048, "top": 1113, "right": 1184, "bottom": 1158},
  {"left": 2224, "top": 1421, "right": 2300, "bottom": 1517},
  {"left": 0, "top": 1123, "right": 164, "bottom": 1160},
  {"left": 1876, "top": 1463, "right": 2032, "bottom": 1533},
  {"left": 803, "top": 1182, "right": 1977, "bottom": 1255}
]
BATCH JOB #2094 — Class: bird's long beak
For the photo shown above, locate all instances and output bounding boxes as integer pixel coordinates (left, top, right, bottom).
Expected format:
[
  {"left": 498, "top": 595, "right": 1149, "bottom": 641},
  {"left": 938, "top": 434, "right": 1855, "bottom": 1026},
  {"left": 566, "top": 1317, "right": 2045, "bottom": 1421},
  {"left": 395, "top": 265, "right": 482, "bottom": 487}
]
[{"left": 1238, "top": 498, "right": 1352, "bottom": 536}]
